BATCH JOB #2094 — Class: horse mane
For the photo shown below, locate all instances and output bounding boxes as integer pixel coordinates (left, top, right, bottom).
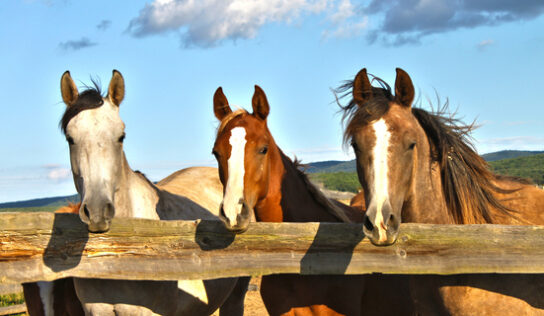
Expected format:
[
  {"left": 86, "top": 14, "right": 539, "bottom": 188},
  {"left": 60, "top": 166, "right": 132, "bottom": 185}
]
[
  {"left": 336, "top": 76, "right": 526, "bottom": 224},
  {"left": 134, "top": 170, "right": 159, "bottom": 187},
  {"left": 412, "top": 106, "right": 526, "bottom": 224},
  {"left": 284, "top": 153, "right": 352, "bottom": 223},
  {"left": 217, "top": 109, "right": 249, "bottom": 135},
  {"left": 60, "top": 81, "right": 103, "bottom": 134},
  {"left": 55, "top": 202, "right": 81, "bottom": 214}
]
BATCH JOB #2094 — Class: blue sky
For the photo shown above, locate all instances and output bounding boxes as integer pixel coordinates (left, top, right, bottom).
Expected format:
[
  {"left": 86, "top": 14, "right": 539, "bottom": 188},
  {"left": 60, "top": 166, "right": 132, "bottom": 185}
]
[{"left": 1, "top": 0, "right": 544, "bottom": 203}]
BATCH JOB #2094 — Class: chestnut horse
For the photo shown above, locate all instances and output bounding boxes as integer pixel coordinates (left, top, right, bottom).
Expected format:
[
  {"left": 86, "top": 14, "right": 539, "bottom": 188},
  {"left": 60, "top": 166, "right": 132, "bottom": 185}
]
[
  {"left": 212, "top": 86, "right": 414, "bottom": 315},
  {"left": 22, "top": 203, "right": 84, "bottom": 316},
  {"left": 57, "top": 70, "right": 249, "bottom": 315},
  {"left": 339, "top": 67, "right": 544, "bottom": 315}
]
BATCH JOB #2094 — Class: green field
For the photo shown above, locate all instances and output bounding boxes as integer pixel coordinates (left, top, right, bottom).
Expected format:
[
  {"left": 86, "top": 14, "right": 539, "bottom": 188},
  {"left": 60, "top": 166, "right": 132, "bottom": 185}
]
[
  {"left": 489, "top": 153, "right": 544, "bottom": 185},
  {"left": 0, "top": 205, "right": 60, "bottom": 213},
  {"left": 0, "top": 293, "right": 24, "bottom": 307},
  {"left": 309, "top": 172, "right": 361, "bottom": 193}
]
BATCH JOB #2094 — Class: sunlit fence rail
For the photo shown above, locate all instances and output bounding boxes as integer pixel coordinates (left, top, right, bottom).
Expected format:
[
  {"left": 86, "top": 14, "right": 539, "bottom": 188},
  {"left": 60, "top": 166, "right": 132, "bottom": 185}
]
[{"left": 1, "top": 212, "right": 544, "bottom": 285}]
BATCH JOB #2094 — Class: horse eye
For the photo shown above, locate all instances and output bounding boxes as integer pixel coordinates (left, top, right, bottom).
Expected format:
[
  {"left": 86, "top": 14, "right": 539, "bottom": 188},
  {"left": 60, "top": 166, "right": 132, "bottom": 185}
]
[
  {"left": 259, "top": 146, "right": 268, "bottom": 155},
  {"left": 408, "top": 142, "right": 416, "bottom": 150},
  {"left": 66, "top": 136, "right": 74, "bottom": 145},
  {"left": 118, "top": 134, "right": 126, "bottom": 143}
]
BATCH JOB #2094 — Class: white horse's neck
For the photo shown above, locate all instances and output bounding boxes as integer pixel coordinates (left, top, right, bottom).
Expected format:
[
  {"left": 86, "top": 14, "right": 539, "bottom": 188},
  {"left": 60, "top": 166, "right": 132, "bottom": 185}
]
[{"left": 113, "top": 153, "right": 161, "bottom": 220}]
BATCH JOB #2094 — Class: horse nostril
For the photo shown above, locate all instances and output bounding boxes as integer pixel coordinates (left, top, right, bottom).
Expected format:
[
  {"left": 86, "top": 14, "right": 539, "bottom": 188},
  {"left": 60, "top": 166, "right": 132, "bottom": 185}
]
[
  {"left": 363, "top": 216, "right": 374, "bottom": 231},
  {"left": 105, "top": 202, "right": 114, "bottom": 220},
  {"left": 385, "top": 213, "right": 394, "bottom": 227},
  {"left": 83, "top": 204, "right": 90, "bottom": 219},
  {"left": 219, "top": 205, "right": 227, "bottom": 221}
]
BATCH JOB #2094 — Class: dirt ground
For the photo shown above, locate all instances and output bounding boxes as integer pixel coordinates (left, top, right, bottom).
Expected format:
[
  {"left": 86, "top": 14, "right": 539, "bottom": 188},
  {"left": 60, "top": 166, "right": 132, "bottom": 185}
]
[
  {"left": 212, "top": 277, "right": 267, "bottom": 316},
  {"left": 242, "top": 277, "right": 268, "bottom": 316}
]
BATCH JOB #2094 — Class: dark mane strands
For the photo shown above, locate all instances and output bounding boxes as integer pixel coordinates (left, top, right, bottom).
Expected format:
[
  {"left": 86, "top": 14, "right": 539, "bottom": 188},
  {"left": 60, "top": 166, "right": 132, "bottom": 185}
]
[
  {"left": 280, "top": 151, "right": 352, "bottom": 223},
  {"left": 337, "top": 75, "right": 525, "bottom": 225},
  {"left": 60, "top": 80, "right": 104, "bottom": 134}
]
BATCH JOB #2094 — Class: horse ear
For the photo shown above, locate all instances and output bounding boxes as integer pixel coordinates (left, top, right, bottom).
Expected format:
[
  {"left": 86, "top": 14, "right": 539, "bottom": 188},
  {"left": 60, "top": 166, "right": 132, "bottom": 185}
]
[
  {"left": 353, "top": 68, "right": 373, "bottom": 106},
  {"left": 394, "top": 68, "right": 414, "bottom": 108},
  {"left": 108, "top": 70, "right": 125, "bottom": 106},
  {"left": 61, "top": 71, "right": 79, "bottom": 106},
  {"left": 252, "top": 85, "right": 269, "bottom": 120},
  {"left": 213, "top": 87, "right": 232, "bottom": 121}
]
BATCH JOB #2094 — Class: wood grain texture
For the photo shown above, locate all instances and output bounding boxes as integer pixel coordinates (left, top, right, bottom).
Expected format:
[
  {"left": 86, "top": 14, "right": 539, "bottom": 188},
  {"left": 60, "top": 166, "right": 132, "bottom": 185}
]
[
  {"left": 1, "top": 212, "right": 544, "bottom": 284},
  {"left": 0, "top": 304, "right": 27, "bottom": 316}
]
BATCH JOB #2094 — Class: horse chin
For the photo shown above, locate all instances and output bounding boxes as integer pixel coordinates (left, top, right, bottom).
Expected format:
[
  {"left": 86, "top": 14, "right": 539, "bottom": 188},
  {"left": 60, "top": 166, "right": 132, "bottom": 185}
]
[
  {"left": 365, "top": 230, "right": 399, "bottom": 247},
  {"left": 87, "top": 220, "right": 111, "bottom": 233}
]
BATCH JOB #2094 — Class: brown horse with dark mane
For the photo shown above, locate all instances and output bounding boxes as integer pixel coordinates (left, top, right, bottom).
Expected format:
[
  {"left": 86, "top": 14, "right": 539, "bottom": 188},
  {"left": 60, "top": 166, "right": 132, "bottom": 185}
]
[
  {"left": 339, "top": 67, "right": 544, "bottom": 315},
  {"left": 212, "top": 85, "right": 414, "bottom": 315}
]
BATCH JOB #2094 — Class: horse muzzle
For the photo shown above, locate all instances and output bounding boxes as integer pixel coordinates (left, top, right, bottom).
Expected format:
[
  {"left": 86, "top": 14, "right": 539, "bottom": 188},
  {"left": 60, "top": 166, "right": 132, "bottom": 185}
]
[
  {"left": 362, "top": 203, "right": 400, "bottom": 246},
  {"left": 218, "top": 200, "right": 252, "bottom": 234},
  {"left": 79, "top": 200, "right": 114, "bottom": 233}
]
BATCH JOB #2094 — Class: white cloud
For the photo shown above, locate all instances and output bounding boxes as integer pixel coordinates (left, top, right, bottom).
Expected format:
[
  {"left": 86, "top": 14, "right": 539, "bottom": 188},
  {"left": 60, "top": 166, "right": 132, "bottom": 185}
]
[
  {"left": 321, "top": 0, "right": 368, "bottom": 39},
  {"left": 126, "top": 0, "right": 544, "bottom": 47},
  {"left": 47, "top": 168, "right": 71, "bottom": 181},
  {"left": 42, "top": 165, "right": 72, "bottom": 182},
  {"left": 481, "top": 136, "right": 544, "bottom": 146},
  {"left": 477, "top": 39, "right": 494, "bottom": 50},
  {"left": 127, "top": 0, "right": 331, "bottom": 47}
]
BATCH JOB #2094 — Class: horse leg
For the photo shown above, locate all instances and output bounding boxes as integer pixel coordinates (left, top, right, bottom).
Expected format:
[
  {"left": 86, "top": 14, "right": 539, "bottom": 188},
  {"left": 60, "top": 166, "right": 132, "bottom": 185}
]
[
  {"left": 218, "top": 276, "right": 250, "bottom": 316},
  {"left": 23, "top": 282, "right": 46, "bottom": 316},
  {"left": 54, "top": 278, "right": 84, "bottom": 316}
]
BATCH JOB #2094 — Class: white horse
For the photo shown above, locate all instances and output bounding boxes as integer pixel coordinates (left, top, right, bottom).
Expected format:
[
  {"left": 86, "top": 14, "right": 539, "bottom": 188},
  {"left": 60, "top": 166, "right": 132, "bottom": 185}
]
[{"left": 54, "top": 70, "right": 248, "bottom": 315}]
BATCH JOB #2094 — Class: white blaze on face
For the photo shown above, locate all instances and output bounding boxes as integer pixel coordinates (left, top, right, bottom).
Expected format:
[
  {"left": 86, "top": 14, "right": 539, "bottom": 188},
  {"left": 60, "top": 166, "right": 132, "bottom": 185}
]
[
  {"left": 371, "top": 118, "right": 391, "bottom": 242},
  {"left": 222, "top": 127, "right": 247, "bottom": 225}
]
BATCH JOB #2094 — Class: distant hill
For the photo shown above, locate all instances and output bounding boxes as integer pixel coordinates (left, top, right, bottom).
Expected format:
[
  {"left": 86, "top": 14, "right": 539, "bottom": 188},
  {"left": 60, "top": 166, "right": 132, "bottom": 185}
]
[
  {"left": 306, "top": 160, "right": 356, "bottom": 173},
  {"left": 489, "top": 153, "right": 544, "bottom": 185},
  {"left": 482, "top": 150, "right": 544, "bottom": 162},
  {"left": 0, "top": 194, "right": 78, "bottom": 212}
]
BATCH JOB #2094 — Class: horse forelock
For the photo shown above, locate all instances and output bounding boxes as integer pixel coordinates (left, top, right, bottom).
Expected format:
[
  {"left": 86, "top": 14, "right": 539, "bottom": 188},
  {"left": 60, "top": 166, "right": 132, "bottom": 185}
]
[
  {"left": 335, "top": 76, "right": 394, "bottom": 148},
  {"left": 60, "top": 85, "right": 104, "bottom": 134},
  {"left": 217, "top": 109, "right": 249, "bottom": 136}
]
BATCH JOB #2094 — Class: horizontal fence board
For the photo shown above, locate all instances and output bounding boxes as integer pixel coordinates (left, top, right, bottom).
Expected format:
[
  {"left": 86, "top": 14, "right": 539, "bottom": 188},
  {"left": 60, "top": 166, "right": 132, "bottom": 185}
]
[
  {"left": 0, "top": 304, "right": 27, "bottom": 316},
  {"left": 1, "top": 212, "right": 544, "bottom": 284}
]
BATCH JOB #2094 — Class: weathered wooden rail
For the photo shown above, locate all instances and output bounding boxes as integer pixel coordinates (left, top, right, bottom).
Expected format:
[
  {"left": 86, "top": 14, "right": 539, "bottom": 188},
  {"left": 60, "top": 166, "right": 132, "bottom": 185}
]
[
  {"left": 0, "top": 304, "right": 26, "bottom": 316},
  {"left": 1, "top": 212, "right": 544, "bottom": 284}
]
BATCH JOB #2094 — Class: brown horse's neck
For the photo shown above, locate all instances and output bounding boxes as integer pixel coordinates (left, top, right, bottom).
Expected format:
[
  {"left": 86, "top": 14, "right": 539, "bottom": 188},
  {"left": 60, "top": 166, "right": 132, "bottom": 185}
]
[{"left": 255, "top": 145, "right": 357, "bottom": 223}]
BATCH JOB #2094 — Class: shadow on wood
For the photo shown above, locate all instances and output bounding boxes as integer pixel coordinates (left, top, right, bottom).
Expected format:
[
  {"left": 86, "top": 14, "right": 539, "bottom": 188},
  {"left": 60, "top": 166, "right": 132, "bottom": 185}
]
[
  {"left": 43, "top": 213, "right": 89, "bottom": 271},
  {"left": 300, "top": 222, "right": 365, "bottom": 274}
]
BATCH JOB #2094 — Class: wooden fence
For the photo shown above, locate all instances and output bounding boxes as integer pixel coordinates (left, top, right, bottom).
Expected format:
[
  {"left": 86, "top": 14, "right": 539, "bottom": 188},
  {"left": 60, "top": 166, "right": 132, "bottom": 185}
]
[{"left": 1, "top": 212, "right": 544, "bottom": 285}]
